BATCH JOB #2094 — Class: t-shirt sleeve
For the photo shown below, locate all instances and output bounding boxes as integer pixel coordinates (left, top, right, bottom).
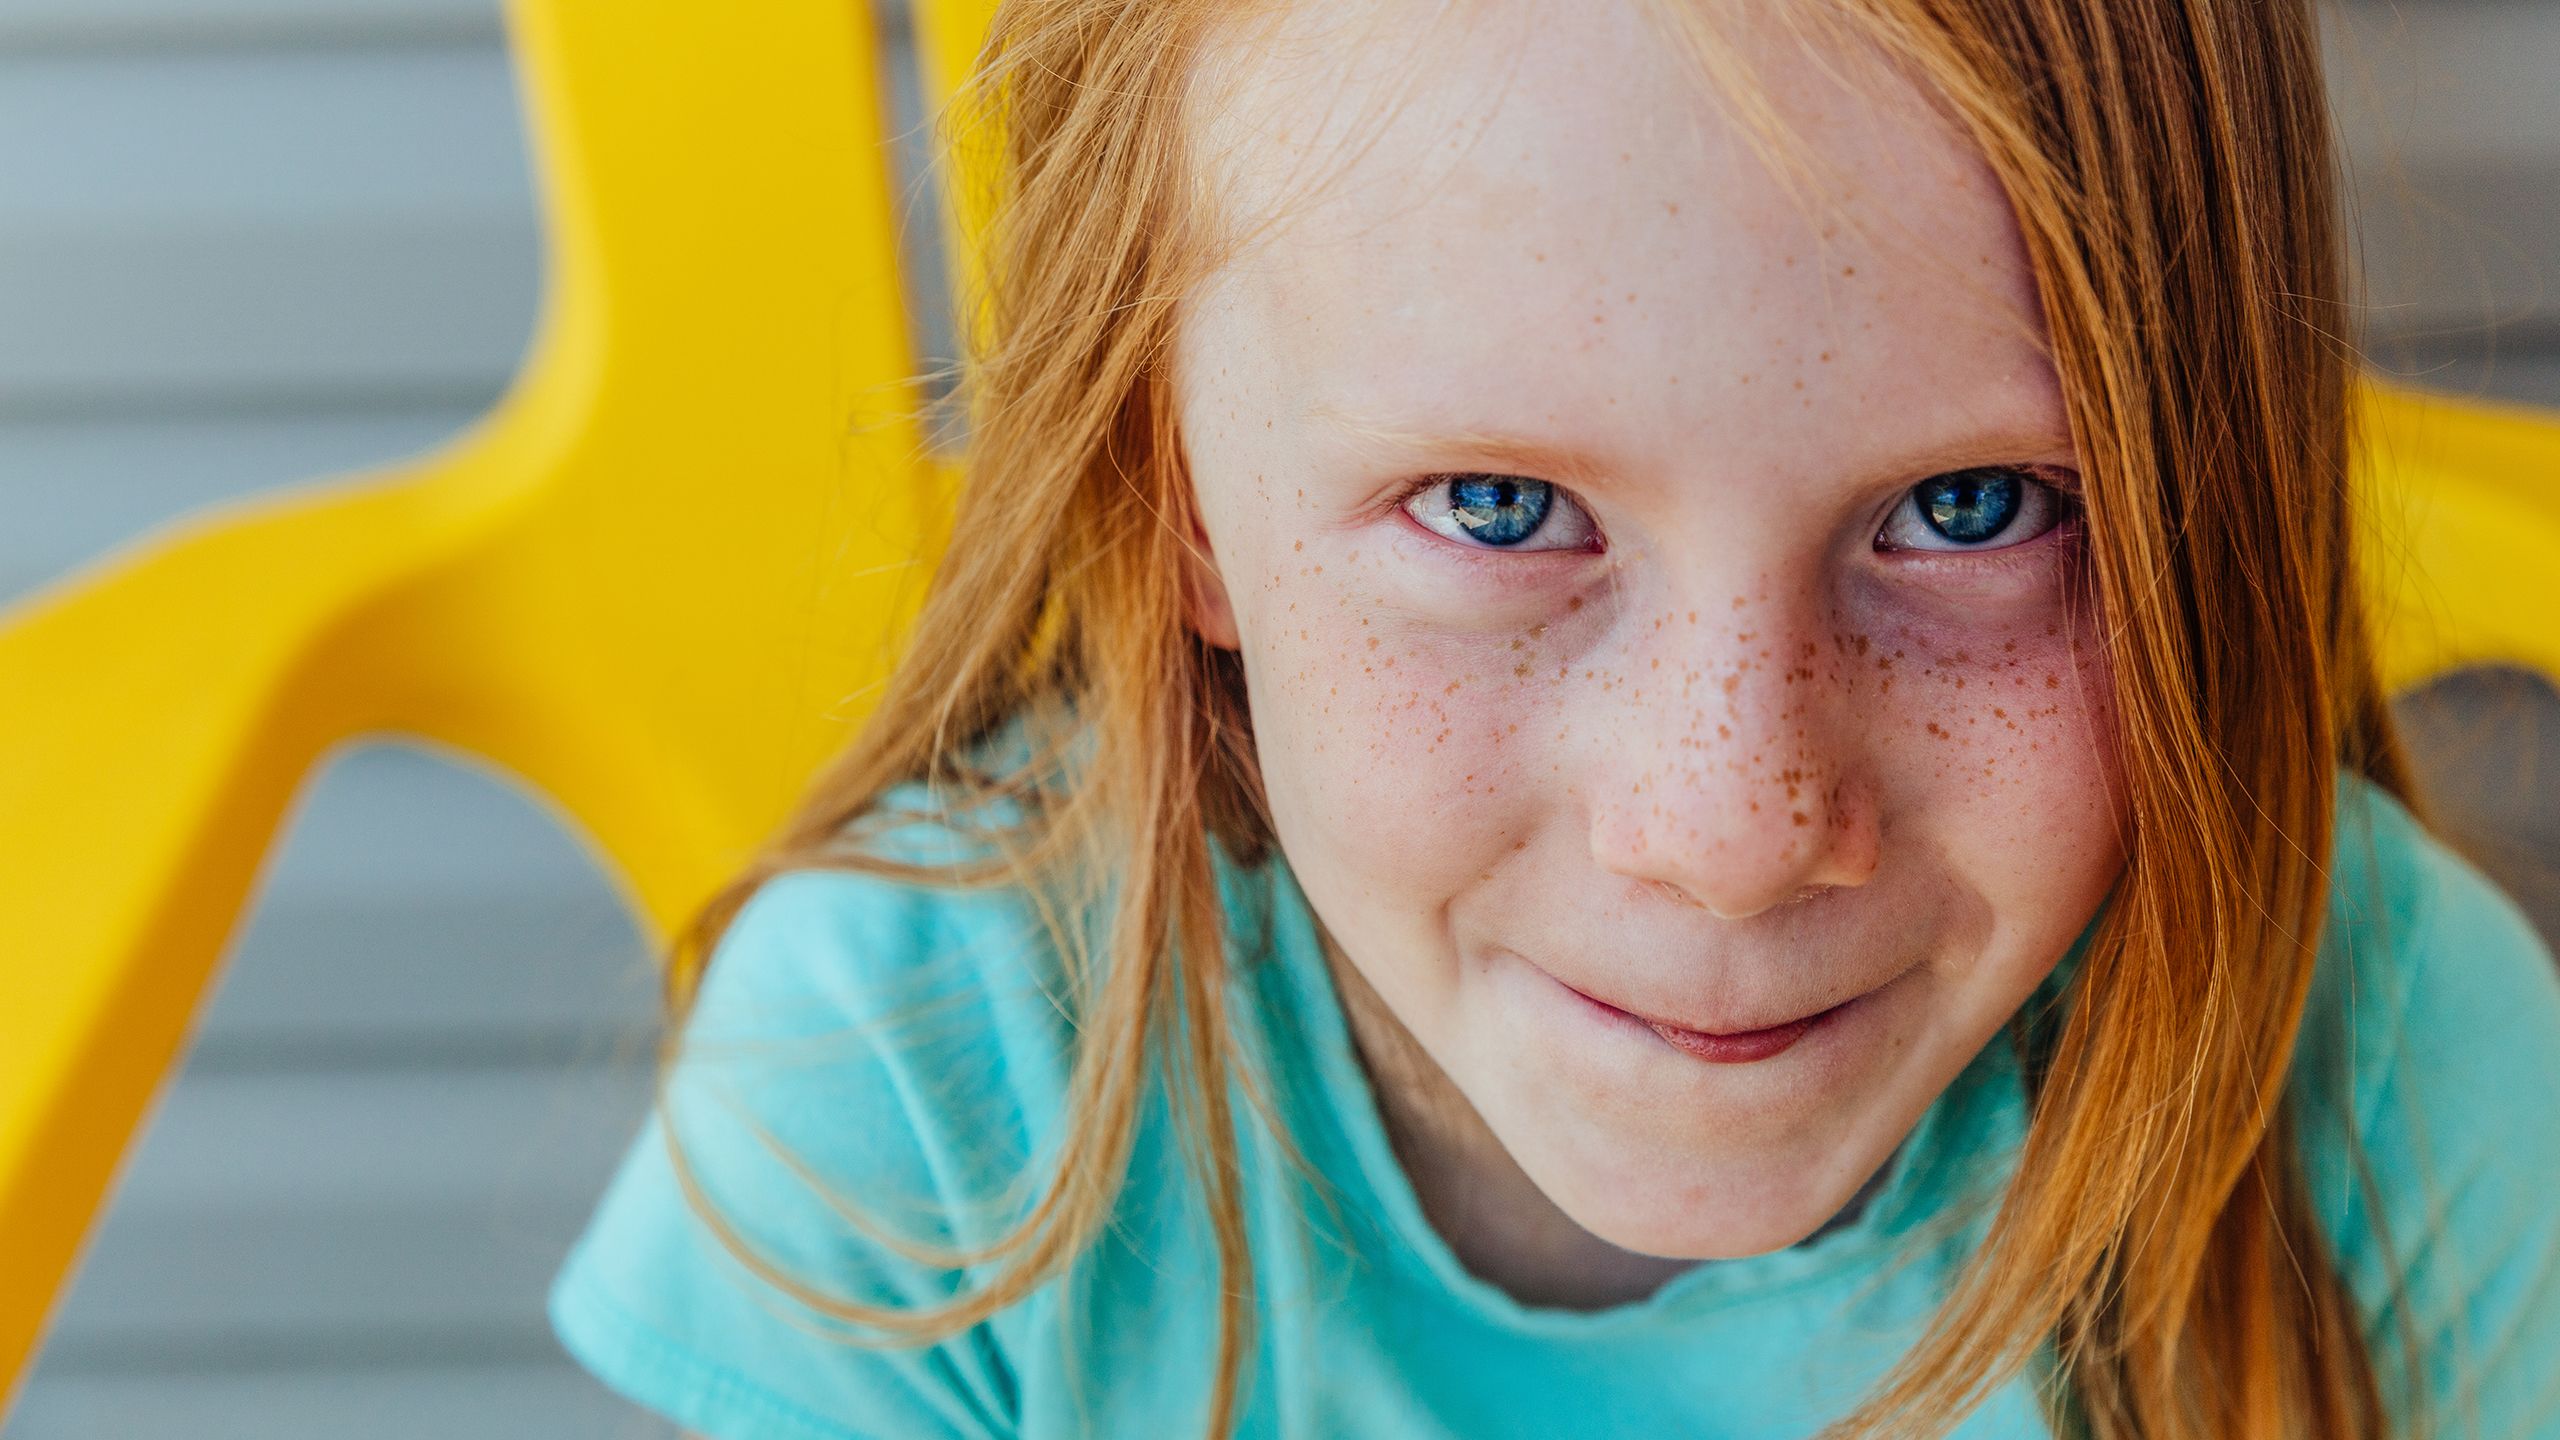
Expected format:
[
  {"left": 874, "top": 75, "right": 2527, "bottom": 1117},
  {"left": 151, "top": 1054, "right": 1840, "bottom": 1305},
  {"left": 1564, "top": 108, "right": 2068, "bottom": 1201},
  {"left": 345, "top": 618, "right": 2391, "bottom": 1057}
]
[
  {"left": 2307, "top": 788, "right": 2560, "bottom": 1439},
  {"left": 548, "top": 856, "right": 1067, "bottom": 1440}
]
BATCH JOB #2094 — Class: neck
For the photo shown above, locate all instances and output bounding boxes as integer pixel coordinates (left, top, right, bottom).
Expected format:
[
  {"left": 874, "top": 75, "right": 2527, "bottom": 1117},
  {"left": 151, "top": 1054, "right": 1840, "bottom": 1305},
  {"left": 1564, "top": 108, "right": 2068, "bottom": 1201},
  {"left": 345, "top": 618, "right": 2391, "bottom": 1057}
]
[{"left": 1319, "top": 929, "right": 1700, "bottom": 1310}]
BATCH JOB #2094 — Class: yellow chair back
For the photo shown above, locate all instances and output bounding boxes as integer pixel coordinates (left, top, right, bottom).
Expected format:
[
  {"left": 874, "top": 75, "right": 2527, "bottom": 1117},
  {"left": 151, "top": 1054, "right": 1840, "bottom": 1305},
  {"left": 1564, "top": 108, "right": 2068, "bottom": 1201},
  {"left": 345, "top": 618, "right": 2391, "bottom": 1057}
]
[{"left": 0, "top": 0, "right": 2552, "bottom": 1411}]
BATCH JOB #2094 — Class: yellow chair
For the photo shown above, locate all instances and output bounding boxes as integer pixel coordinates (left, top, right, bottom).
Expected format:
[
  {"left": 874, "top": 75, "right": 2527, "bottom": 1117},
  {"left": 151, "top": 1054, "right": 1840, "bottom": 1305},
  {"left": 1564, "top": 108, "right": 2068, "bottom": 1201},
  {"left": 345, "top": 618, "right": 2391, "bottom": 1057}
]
[{"left": 0, "top": 0, "right": 2555, "bottom": 1413}]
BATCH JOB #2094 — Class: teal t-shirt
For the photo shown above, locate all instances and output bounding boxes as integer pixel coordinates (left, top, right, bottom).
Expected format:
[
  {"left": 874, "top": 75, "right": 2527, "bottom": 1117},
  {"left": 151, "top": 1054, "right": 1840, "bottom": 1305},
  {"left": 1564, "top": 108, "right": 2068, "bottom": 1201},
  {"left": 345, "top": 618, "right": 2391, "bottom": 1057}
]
[{"left": 548, "top": 735, "right": 2560, "bottom": 1437}]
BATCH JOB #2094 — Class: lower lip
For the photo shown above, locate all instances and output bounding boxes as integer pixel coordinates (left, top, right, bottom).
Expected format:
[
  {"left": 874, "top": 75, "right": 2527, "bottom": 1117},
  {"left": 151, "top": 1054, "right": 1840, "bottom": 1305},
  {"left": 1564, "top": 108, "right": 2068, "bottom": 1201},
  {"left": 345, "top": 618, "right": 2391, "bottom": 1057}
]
[{"left": 1556, "top": 980, "right": 1849, "bottom": 1064}]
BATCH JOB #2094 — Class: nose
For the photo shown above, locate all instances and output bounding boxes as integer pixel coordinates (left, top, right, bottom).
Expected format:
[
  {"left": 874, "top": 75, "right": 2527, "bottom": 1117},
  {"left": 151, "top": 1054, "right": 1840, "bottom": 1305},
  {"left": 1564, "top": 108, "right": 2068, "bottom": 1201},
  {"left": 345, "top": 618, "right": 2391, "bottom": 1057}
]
[{"left": 1585, "top": 619, "right": 1881, "bottom": 920}]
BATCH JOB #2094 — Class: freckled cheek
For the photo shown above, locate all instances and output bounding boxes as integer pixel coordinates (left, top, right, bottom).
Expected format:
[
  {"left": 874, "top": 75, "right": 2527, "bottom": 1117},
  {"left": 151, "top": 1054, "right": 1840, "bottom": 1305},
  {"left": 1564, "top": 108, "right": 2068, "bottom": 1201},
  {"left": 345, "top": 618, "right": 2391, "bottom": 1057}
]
[
  {"left": 1236, "top": 581, "right": 1547, "bottom": 870},
  {"left": 1872, "top": 624, "right": 2125, "bottom": 865},
  {"left": 1266, "top": 631, "right": 1539, "bottom": 791},
  {"left": 1241, "top": 572, "right": 1409, "bottom": 749}
]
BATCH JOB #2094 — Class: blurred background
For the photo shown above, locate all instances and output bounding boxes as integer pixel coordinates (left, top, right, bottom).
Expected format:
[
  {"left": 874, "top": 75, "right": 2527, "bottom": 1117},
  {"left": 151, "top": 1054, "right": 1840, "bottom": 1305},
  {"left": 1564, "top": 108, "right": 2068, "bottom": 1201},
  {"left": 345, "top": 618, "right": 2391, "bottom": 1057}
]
[{"left": 0, "top": 0, "right": 2551, "bottom": 1436}]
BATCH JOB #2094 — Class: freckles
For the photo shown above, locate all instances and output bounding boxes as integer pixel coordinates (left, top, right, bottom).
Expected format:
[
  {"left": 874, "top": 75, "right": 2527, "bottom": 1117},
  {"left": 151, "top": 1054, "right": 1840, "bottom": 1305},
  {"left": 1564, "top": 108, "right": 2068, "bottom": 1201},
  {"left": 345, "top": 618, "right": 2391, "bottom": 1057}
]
[
  {"left": 1310, "top": 629, "right": 1546, "bottom": 792},
  {"left": 1503, "top": 630, "right": 1552, "bottom": 681},
  {"left": 1262, "top": 566, "right": 1402, "bottom": 765},
  {"left": 1882, "top": 620, "right": 2110, "bottom": 797},
  {"left": 1610, "top": 603, "right": 1894, "bottom": 856}
]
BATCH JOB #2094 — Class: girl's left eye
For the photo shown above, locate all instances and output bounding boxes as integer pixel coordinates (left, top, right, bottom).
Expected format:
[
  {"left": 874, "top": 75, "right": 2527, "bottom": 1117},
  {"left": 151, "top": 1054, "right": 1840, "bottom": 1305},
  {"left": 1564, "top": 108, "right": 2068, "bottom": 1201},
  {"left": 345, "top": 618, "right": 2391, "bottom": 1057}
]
[
  {"left": 1875, "top": 466, "right": 2074, "bottom": 553},
  {"left": 1402, "top": 474, "right": 1600, "bottom": 553}
]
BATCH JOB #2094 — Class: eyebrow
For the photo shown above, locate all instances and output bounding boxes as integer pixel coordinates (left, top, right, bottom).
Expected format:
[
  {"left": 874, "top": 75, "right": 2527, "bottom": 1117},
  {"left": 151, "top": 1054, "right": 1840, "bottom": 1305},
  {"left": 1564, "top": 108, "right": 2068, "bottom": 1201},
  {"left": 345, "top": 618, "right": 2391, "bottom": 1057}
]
[{"left": 1306, "top": 402, "right": 1622, "bottom": 490}]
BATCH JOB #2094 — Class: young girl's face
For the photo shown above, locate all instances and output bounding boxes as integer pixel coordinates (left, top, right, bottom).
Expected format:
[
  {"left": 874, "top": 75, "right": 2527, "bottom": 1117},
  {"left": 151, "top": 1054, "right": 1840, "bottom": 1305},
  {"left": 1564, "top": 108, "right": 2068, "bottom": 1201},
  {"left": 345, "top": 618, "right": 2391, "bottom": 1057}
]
[{"left": 1173, "top": 0, "right": 2126, "bottom": 1262}]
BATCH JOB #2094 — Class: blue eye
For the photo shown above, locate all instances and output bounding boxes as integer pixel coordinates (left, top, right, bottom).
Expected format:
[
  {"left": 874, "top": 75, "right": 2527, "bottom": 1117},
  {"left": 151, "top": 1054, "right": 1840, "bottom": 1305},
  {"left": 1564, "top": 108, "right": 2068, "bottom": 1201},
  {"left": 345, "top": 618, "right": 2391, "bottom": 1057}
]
[
  {"left": 1404, "top": 474, "right": 1599, "bottom": 552},
  {"left": 1877, "top": 467, "right": 2067, "bottom": 553},
  {"left": 1919, "top": 470, "right": 2017, "bottom": 542},
  {"left": 1451, "top": 476, "right": 1550, "bottom": 545}
]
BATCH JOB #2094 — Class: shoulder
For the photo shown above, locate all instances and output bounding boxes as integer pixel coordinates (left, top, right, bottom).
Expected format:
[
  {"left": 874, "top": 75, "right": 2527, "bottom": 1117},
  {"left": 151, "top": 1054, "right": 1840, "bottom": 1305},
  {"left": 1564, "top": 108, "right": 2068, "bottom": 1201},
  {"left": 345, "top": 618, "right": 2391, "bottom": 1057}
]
[
  {"left": 2305, "top": 771, "right": 2560, "bottom": 1138},
  {"left": 2294, "top": 770, "right": 2560, "bottom": 1434},
  {"left": 677, "top": 773, "right": 1084, "bottom": 1246},
  {"left": 546, "top": 764, "right": 1084, "bottom": 1440}
]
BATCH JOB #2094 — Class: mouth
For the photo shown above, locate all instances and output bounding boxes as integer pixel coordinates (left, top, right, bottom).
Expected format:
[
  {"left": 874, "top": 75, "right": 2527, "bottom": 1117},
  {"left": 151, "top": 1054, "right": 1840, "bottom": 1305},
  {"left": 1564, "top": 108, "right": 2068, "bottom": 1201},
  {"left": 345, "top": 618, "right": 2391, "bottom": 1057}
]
[{"left": 1550, "top": 978, "right": 1861, "bottom": 1064}]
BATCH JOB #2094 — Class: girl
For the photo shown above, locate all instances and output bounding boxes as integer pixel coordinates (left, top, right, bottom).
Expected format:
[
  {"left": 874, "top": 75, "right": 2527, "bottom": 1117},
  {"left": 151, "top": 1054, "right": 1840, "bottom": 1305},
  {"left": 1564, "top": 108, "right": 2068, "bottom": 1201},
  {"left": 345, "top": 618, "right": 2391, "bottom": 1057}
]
[{"left": 546, "top": 0, "right": 2560, "bottom": 1435}]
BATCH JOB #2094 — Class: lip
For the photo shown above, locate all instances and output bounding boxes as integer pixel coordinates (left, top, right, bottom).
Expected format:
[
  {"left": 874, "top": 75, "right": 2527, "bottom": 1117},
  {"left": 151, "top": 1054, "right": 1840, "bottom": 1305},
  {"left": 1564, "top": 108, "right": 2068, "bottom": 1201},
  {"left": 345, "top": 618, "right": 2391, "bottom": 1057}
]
[{"left": 1550, "top": 977, "right": 1859, "bottom": 1064}]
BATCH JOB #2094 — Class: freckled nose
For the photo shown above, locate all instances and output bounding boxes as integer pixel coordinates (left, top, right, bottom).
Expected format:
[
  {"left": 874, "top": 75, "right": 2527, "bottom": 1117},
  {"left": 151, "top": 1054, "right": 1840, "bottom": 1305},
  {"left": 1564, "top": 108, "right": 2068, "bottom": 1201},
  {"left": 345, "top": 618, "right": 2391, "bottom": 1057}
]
[{"left": 1585, "top": 629, "right": 1881, "bottom": 920}]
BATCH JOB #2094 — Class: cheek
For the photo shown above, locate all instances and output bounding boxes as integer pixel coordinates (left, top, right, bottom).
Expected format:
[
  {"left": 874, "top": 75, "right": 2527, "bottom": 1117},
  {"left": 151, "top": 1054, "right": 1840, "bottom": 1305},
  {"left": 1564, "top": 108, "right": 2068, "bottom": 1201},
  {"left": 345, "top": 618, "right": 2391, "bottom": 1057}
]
[
  {"left": 1235, "top": 556, "right": 1560, "bottom": 910},
  {"left": 1866, "top": 600, "right": 2126, "bottom": 934}
]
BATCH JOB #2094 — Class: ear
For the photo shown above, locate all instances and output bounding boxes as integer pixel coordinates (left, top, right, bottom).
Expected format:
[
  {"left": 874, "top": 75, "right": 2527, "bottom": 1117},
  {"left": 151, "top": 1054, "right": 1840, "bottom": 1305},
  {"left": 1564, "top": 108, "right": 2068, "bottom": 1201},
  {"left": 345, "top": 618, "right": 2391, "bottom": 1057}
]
[{"left": 1180, "top": 512, "right": 1243, "bottom": 652}]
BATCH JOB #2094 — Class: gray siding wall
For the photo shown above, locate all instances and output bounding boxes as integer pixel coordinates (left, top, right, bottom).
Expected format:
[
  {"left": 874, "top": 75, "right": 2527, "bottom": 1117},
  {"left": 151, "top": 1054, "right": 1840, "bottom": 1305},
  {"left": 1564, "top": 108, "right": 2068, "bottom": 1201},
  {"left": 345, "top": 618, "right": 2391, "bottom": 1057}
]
[{"left": 1, "top": 2, "right": 2552, "bottom": 1435}]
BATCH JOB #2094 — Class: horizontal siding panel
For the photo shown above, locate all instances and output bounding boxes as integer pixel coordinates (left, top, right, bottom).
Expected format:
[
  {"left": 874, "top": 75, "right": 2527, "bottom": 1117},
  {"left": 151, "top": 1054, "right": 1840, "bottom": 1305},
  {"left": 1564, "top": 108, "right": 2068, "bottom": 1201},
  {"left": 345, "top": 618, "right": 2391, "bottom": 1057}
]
[
  {"left": 2350, "top": 159, "right": 2560, "bottom": 343},
  {"left": 2332, "top": 4, "right": 2560, "bottom": 404},
  {"left": 0, "top": 216, "right": 535, "bottom": 414},
  {"left": 0, "top": 45, "right": 538, "bottom": 411},
  {"left": 39, "top": 1202, "right": 603, "bottom": 1362},
  {"left": 77, "top": 1064, "right": 652, "bottom": 1224},
  {"left": 2328, "top": 1, "right": 2560, "bottom": 171},
  {"left": 36, "top": 1067, "right": 657, "bottom": 1352},
  {"left": 191, "top": 890, "right": 663, "bottom": 1064},
  {"left": 2366, "top": 347, "right": 2560, "bottom": 412},
  {"left": 0, "top": 409, "right": 492, "bottom": 612},
  {"left": 4, "top": 1364, "right": 673, "bottom": 1440},
  {"left": 242, "top": 744, "right": 655, "bottom": 910},
  {"left": 0, "top": 0, "right": 499, "bottom": 54},
  {"left": 181, "top": 743, "right": 667, "bottom": 1055},
  {"left": 0, "top": 50, "right": 530, "bottom": 222}
]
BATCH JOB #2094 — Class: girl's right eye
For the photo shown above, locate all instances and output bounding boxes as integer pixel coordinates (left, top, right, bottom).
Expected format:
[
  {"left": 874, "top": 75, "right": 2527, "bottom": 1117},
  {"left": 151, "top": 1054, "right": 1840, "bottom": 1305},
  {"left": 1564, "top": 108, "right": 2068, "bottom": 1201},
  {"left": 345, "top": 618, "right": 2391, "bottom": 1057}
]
[{"left": 1401, "top": 474, "right": 1601, "bottom": 553}]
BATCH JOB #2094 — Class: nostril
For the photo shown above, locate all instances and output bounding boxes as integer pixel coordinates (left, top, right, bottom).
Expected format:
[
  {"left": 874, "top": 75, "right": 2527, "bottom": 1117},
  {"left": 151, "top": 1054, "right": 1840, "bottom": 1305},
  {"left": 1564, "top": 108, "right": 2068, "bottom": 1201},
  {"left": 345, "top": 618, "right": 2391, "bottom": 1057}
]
[
  {"left": 1638, "top": 875, "right": 1838, "bottom": 914},
  {"left": 1644, "top": 877, "right": 1707, "bottom": 909}
]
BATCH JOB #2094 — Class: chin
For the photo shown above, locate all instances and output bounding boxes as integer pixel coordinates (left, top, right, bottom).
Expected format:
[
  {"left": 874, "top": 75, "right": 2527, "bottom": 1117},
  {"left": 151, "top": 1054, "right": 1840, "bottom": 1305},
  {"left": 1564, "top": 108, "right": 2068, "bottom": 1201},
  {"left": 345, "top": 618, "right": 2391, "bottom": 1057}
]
[
  {"left": 1576, "top": 1195, "right": 1846, "bottom": 1262},
  {"left": 1542, "top": 1143, "right": 1877, "bottom": 1261}
]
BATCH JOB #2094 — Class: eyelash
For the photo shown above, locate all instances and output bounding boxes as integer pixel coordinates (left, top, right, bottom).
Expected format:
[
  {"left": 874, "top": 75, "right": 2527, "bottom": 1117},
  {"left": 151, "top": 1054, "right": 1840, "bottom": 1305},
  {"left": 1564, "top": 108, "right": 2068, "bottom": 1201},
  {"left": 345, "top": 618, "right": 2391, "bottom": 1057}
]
[{"left": 1390, "top": 466, "right": 2084, "bottom": 563}]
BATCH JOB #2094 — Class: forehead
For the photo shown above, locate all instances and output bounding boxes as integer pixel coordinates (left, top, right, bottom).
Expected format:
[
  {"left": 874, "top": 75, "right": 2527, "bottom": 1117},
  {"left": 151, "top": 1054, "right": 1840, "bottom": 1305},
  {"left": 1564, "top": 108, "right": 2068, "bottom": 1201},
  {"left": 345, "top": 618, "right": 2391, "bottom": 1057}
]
[{"left": 1175, "top": 0, "right": 2058, "bottom": 471}]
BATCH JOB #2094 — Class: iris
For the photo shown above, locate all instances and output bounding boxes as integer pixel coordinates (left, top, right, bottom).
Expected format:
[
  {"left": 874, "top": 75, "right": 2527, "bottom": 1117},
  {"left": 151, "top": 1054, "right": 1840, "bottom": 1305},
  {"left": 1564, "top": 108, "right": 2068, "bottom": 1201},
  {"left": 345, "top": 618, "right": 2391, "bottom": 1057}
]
[
  {"left": 1449, "top": 476, "right": 1554, "bottom": 547},
  {"left": 1915, "top": 468, "right": 2021, "bottom": 544}
]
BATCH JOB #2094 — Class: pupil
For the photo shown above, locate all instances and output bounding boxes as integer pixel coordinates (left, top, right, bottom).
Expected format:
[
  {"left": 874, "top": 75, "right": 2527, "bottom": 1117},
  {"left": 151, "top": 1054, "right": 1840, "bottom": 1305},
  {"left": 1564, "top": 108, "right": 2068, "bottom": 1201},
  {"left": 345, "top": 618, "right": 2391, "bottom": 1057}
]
[
  {"left": 1450, "top": 476, "right": 1553, "bottom": 546},
  {"left": 1918, "top": 469, "right": 2022, "bottom": 544}
]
